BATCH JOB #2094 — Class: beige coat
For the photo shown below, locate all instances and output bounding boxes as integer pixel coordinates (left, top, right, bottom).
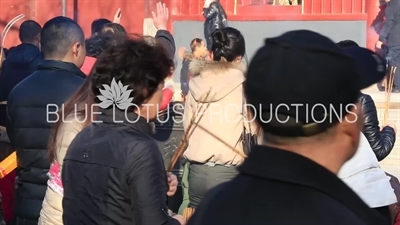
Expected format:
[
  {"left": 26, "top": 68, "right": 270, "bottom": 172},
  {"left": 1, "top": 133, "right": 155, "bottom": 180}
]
[
  {"left": 38, "top": 117, "right": 84, "bottom": 225},
  {"left": 183, "top": 59, "right": 256, "bottom": 166}
]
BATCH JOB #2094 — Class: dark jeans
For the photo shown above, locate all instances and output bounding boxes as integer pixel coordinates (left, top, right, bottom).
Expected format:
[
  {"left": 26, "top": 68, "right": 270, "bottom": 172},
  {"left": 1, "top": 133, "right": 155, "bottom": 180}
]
[{"left": 188, "top": 163, "right": 238, "bottom": 208}]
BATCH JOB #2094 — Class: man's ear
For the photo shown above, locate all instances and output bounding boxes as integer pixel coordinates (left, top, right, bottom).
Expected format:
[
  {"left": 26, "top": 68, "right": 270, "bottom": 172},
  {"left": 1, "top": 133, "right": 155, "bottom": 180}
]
[
  {"left": 340, "top": 102, "right": 362, "bottom": 147},
  {"left": 71, "top": 42, "right": 81, "bottom": 57}
]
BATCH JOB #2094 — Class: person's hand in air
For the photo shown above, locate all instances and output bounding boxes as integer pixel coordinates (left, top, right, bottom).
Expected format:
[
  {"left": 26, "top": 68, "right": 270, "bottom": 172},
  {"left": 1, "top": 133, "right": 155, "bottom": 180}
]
[
  {"left": 178, "top": 47, "right": 187, "bottom": 59},
  {"left": 376, "top": 40, "right": 383, "bottom": 49},
  {"left": 152, "top": 2, "right": 169, "bottom": 30},
  {"left": 113, "top": 8, "right": 122, "bottom": 24},
  {"left": 204, "top": 0, "right": 212, "bottom": 8}
]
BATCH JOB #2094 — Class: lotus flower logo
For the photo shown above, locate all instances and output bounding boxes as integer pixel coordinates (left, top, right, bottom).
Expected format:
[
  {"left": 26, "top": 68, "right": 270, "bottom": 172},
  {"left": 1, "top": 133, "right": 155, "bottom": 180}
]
[{"left": 97, "top": 78, "right": 134, "bottom": 110}]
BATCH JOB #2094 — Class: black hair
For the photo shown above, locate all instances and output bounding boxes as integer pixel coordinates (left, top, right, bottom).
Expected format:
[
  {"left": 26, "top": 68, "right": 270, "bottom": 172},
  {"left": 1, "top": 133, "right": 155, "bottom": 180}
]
[
  {"left": 336, "top": 40, "right": 359, "bottom": 48},
  {"left": 91, "top": 38, "right": 174, "bottom": 109},
  {"left": 85, "top": 34, "right": 113, "bottom": 58},
  {"left": 211, "top": 27, "right": 245, "bottom": 62},
  {"left": 190, "top": 38, "right": 203, "bottom": 52},
  {"left": 91, "top": 18, "right": 112, "bottom": 34},
  {"left": 40, "top": 16, "right": 85, "bottom": 59},
  {"left": 19, "top": 20, "right": 42, "bottom": 43},
  {"left": 99, "top": 23, "right": 127, "bottom": 37}
]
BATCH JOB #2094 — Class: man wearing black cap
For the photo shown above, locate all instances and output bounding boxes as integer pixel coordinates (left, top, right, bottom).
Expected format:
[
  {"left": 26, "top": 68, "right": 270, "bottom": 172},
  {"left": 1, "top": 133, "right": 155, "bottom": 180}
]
[{"left": 187, "top": 30, "right": 389, "bottom": 225}]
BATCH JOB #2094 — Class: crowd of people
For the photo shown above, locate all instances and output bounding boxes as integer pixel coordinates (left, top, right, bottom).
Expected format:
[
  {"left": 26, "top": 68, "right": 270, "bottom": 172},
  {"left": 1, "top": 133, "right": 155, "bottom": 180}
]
[{"left": 0, "top": 0, "right": 399, "bottom": 224}]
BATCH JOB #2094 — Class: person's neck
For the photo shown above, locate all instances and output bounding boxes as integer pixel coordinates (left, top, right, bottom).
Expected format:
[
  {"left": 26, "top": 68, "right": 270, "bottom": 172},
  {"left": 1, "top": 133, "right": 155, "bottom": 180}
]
[
  {"left": 44, "top": 56, "right": 75, "bottom": 65},
  {"left": 264, "top": 142, "right": 346, "bottom": 174},
  {"left": 21, "top": 41, "right": 39, "bottom": 48}
]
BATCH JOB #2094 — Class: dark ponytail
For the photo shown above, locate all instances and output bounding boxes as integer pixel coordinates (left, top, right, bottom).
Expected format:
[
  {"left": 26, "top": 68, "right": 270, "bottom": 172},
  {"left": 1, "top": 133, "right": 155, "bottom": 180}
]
[{"left": 211, "top": 27, "right": 245, "bottom": 62}]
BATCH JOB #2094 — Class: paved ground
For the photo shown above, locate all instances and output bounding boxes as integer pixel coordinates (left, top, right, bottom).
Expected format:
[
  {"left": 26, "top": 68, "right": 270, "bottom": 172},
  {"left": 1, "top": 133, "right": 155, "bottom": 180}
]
[{"left": 363, "top": 86, "right": 400, "bottom": 178}]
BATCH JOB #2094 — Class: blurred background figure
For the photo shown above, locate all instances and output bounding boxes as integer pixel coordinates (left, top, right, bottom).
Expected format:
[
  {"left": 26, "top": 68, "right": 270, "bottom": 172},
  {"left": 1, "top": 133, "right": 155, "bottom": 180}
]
[
  {"left": 376, "top": 0, "right": 400, "bottom": 93},
  {"left": 179, "top": 38, "right": 208, "bottom": 100},
  {"left": 202, "top": 0, "right": 228, "bottom": 50},
  {"left": 0, "top": 20, "right": 42, "bottom": 128},
  {"left": 90, "top": 18, "right": 112, "bottom": 35}
]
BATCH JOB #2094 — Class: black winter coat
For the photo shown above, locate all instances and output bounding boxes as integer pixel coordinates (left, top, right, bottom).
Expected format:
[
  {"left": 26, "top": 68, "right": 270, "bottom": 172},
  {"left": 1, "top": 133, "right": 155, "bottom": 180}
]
[
  {"left": 6, "top": 60, "right": 85, "bottom": 225},
  {"left": 379, "top": 0, "right": 400, "bottom": 47},
  {"left": 0, "top": 43, "right": 43, "bottom": 127},
  {"left": 0, "top": 43, "right": 42, "bottom": 101},
  {"left": 359, "top": 93, "right": 396, "bottom": 161},
  {"left": 188, "top": 146, "right": 389, "bottom": 225},
  {"left": 62, "top": 109, "right": 180, "bottom": 225},
  {"left": 0, "top": 193, "right": 4, "bottom": 225},
  {"left": 203, "top": 2, "right": 228, "bottom": 49}
]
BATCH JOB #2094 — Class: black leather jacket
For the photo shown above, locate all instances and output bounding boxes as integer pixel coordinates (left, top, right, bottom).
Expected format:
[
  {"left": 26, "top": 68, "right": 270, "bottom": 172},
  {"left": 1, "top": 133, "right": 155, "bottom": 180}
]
[
  {"left": 360, "top": 93, "right": 396, "bottom": 161},
  {"left": 203, "top": 2, "right": 227, "bottom": 47}
]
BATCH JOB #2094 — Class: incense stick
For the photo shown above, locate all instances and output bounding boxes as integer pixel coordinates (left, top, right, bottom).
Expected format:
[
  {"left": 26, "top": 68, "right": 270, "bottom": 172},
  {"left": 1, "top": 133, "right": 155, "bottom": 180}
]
[
  {"left": 196, "top": 124, "right": 247, "bottom": 158},
  {"left": 384, "top": 66, "right": 396, "bottom": 125},
  {"left": 183, "top": 207, "right": 195, "bottom": 221},
  {"left": 166, "top": 90, "right": 214, "bottom": 172}
]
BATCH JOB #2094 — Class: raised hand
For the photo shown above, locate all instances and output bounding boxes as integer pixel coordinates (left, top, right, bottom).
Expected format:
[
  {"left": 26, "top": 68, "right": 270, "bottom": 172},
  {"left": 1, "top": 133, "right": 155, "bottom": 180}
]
[
  {"left": 113, "top": 8, "right": 122, "bottom": 24},
  {"left": 178, "top": 47, "right": 187, "bottom": 59},
  {"left": 152, "top": 2, "right": 169, "bottom": 30},
  {"left": 376, "top": 40, "right": 383, "bottom": 49}
]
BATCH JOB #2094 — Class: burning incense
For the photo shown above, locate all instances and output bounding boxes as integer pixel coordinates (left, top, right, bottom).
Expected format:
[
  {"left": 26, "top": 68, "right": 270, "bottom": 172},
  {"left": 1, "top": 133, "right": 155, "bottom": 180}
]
[
  {"left": 167, "top": 89, "right": 214, "bottom": 172},
  {"left": 196, "top": 124, "right": 247, "bottom": 158},
  {"left": 183, "top": 207, "right": 195, "bottom": 221},
  {"left": 384, "top": 66, "right": 396, "bottom": 124}
]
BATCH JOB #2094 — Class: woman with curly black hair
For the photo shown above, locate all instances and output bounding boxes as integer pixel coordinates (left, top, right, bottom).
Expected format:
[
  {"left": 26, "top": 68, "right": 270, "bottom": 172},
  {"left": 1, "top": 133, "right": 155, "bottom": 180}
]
[
  {"left": 81, "top": 26, "right": 127, "bottom": 75},
  {"left": 61, "top": 38, "right": 185, "bottom": 225}
]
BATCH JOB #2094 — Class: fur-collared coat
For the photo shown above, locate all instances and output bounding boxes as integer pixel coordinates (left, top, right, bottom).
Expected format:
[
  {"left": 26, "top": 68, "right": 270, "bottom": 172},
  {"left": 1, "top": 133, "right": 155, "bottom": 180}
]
[{"left": 183, "top": 59, "right": 256, "bottom": 165}]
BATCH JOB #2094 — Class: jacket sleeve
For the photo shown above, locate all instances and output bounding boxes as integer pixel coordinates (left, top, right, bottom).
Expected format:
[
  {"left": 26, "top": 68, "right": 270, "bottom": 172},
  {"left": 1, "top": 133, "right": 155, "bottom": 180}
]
[
  {"left": 160, "top": 88, "right": 174, "bottom": 111},
  {"left": 5, "top": 104, "right": 15, "bottom": 147},
  {"left": 362, "top": 94, "right": 396, "bottom": 161},
  {"left": 0, "top": 193, "right": 5, "bottom": 225},
  {"left": 180, "top": 60, "right": 190, "bottom": 96},
  {"left": 379, "top": 4, "right": 395, "bottom": 41},
  {"left": 203, "top": 3, "right": 219, "bottom": 20},
  {"left": 155, "top": 30, "right": 176, "bottom": 60},
  {"left": 372, "top": 8, "right": 386, "bottom": 34},
  {"left": 0, "top": 60, "right": 8, "bottom": 102},
  {"left": 126, "top": 140, "right": 180, "bottom": 225},
  {"left": 183, "top": 93, "right": 194, "bottom": 132},
  {"left": 56, "top": 123, "right": 82, "bottom": 172}
]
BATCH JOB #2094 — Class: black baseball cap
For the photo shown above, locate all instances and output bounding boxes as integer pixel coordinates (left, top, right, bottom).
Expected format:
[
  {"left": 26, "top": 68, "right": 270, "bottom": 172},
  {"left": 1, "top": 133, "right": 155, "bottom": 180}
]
[{"left": 245, "top": 30, "right": 386, "bottom": 137}]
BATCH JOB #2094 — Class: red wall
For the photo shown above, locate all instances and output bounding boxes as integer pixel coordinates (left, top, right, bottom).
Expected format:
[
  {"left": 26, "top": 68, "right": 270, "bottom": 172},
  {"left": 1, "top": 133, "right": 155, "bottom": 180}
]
[
  {"left": 167, "top": 0, "right": 379, "bottom": 49},
  {"left": 1, "top": 0, "right": 382, "bottom": 50},
  {"left": 0, "top": 0, "right": 145, "bottom": 48}
]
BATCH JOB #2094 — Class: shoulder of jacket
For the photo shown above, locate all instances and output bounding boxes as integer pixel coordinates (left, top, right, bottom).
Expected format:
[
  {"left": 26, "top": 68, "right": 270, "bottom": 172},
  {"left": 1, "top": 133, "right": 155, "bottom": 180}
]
[{"left": 209, "top": 2, "right": 220, "bottom": 9}]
